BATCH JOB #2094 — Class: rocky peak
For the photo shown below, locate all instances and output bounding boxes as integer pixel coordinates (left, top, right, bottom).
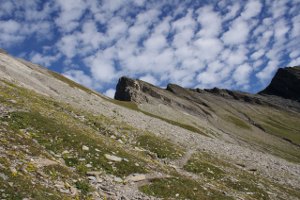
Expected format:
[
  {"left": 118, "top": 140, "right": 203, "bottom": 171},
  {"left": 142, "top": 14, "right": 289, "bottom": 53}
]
[
  {"left": 259, "top": 66, "right": 300, "bottom": 101},
  {"left": 114, "top": 76, "right": 164, "bottom": 103},
  {"left": 114, "top": 76, "right": 140, "bottom": 101}
]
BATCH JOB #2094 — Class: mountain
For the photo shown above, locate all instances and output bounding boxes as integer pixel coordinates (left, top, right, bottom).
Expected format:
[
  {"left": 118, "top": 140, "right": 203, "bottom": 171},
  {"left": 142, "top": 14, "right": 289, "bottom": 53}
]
[
  {"left": 259, "top": 66, "right": 300, "bottom": 102},
  {"left": 0, "top": 49, "right": 300, "bottom": 200}
]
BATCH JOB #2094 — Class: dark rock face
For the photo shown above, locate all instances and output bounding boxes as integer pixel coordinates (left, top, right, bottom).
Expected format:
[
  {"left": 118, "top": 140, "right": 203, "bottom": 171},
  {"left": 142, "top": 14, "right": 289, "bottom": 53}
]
[
  {"left": 259, "top": 66, "right": 300, "bottom": 102},
  {"left": 114, "top": 76, "right": 163, "bottom": 103},
  {"left": 114, "top": 77, "right": 137, "bottom": 101}
]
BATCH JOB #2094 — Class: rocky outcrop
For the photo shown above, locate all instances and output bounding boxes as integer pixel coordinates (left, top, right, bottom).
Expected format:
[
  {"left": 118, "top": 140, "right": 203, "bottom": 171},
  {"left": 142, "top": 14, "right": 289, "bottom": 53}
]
[
  {"left": 114, "top": 76, "right": 169, "bottom": 104},
  {"left": 259, "top": 66, "right": 300, "bottom": 102}
]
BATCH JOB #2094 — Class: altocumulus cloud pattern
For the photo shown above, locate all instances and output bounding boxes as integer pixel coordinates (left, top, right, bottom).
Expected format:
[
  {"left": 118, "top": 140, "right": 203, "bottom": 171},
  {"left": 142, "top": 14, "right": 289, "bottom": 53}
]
[{"left": 0, "top": 0, "right": 300, "bottom": 97}]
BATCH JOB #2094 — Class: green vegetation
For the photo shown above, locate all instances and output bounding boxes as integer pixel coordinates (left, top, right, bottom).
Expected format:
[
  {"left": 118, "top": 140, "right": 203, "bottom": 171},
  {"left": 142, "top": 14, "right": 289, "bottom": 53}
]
[
  {"left": 0, "top": 80, "right": 152, "bottom": 198},
  {"left": 225, "top": 115, "right": 251, "bottom": 130},
  {"left": 43, "top": 164, "right": 75, "bottom": 180},
  {"left": 182, "top": 152, "right": 270, "bottom": 199},
  {"left": 140, "top": 177, "right": 233, "bottom": 200},
  {"left": 224, "top": 178, "right": 269, "bottom": 200},
  {"left": 75, "top": 180, "right": 92, "bottom": 195},
  {"left": 137, "top": 134, "right": 184, "bottom": 159},
  {"left": 260, "top": 115, "right": 300, "bottom": 145},
  {"left": 0, "top": 158, "right": 69, "bottom": 200},
  {"left": 3, "top": 111, "right": 147, "bottom": 177},
  {"left": 183, "top": 152, "right": 227, "bottom": 179},
  {"left": 184, "top": 160, "right": 224, "bottom": 179},
  {"left": 244, "top": 108, "right": 300, "bottom": 163}
]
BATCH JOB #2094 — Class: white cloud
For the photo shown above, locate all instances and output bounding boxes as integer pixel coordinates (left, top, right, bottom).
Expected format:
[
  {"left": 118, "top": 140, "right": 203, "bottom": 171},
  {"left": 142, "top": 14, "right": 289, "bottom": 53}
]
[
  {"left": 197, "top": 71, "right": 219, "bottom": 86},
  {"left": 223, "top": 3, "right": 240, "bottom": 21},
  {"left": 0, "top": 20, "right": 21, "bottom": 33},
  {"left": 251, "top": 49, "right": 265, "bottom": 60},
  {"left": 55, "top": 0, "right": 87, "bottom": 32},
  {"left": 104, "top": 88, "right": 116, "bottom": 98},
  {"left": 194, "top": 38, "right": 223, "bottom": 61},
  {"left": 226, "top": 47, "right": 248, "bottom": 66},
  {"left": 101, "top": 0, "right": 125, "bottom": 13},
  {"left": 0, "top": 1, "right": 14, "bottom": 17},
  {"left": 57, "top": 34, "right": 78, "bottom": 58},
  {"left": 84, "top": 51, "right": 116, "bottom": 83},
  {"left": 256, "top": 61, "right": 279, "bottom": 82},
  {"left": 197, "top": 6, "right": 222, "bottom": 38},
  {"left": 233, "top": 63, "right": 252, "bottom": 85},
  {"left": 290, "top": 15, "right": 300, "bottom": 38},
  {"left": 222, "top": 18, "right": 249, "bottom": 45},
  {"left": 106, "top": 17, "right": 128, "bottom": 41},
  {"left": 144, "top": 33, "right": 167, "bottom": 52},
  {"left": 241, "top": 0, "right": 262, "bottom": 19},
  {"left": 0, "top": 20, "right": 24, "bottom": 46}
]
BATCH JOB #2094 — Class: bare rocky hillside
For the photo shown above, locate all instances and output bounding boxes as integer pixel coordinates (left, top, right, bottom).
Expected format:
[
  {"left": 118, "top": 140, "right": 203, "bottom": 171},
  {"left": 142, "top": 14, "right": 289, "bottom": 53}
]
[{"left": 0, "top": 49, "right": 300, "bottom": 200}]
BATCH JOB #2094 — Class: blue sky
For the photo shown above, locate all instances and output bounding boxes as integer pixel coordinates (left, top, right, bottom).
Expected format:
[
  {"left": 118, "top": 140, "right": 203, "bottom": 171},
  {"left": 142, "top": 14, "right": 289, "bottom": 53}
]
[{"left": 1, "top": 0, "right": 300, "bottom": 97}]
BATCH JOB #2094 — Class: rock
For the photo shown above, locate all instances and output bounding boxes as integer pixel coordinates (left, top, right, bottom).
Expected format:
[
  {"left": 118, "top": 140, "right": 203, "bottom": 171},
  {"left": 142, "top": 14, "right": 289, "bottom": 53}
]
[
  {"left": 121, "top": 196, "right": 129, "bottom": 200},
  {"left": 134, "top": 147, "right": 144, "bottom": 151},
  {"left": 104, "top": 154, "right": 122, "bottom": 162},
  {"left": 110, "top": 135, "right": 116, "bottom": 139},
  {"left": 86, "top": 171, "right": 102, "bottom": 176},
  {"left": 82, "top": 145, "right": 89, "bottom": 151},
  {"left": 114, "top": 177, "right": 123, "bottom": 183},
  {"left": 125, "top": 174, "right": 146, "bottom": 182},
  {"left": 85, "top": 164, "right": 92, "bottom": 168},
  {"left": 86, "top": 171, "right": 100, "bottom": 175},
  {"left": 0, "top": 173, "right": 8, "bottom": 181},
  {"left": 7, "top": 99, "right": 17, "bottom": 104},
  {"left": 88, "top": 176, "right": 97, "bottom": 181},
  {"left": 117, "top": 139, "right": 123, "bottom": 144},
  {"left": 62, "top": 150, "right": 69, "bottom": 154}
]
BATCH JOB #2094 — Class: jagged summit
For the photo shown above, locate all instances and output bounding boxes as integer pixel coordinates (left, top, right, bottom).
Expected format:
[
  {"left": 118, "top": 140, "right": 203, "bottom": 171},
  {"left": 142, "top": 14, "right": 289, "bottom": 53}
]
[{"left": 259, "top": 66, "right": 300, "bottom": 101}]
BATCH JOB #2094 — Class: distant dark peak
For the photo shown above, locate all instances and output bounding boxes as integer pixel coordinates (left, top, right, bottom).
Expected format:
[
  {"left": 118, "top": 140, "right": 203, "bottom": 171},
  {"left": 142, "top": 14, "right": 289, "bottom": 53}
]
[
  {"left": 259, "top": 66, "right": 300, "bottom": 102},
  {"left": 0, "top": 48, "right": 8, "bottom": 54}
]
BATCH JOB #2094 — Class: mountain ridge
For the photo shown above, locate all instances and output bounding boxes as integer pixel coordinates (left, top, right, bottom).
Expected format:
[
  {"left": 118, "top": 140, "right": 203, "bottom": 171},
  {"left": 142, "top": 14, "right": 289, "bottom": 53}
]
[{"left": 115, "top": 66, "right": 300, "bottom": 113}]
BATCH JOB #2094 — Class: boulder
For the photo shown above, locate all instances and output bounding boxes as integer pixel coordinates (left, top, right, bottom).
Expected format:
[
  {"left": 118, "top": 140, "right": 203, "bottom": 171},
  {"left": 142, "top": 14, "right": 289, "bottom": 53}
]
[{"left": 104, "top": 154, "right": 122, "bottom": 162}]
